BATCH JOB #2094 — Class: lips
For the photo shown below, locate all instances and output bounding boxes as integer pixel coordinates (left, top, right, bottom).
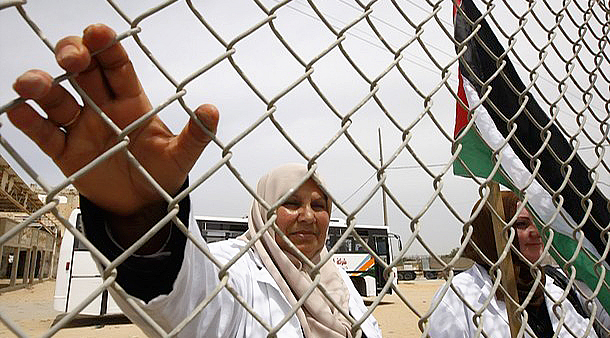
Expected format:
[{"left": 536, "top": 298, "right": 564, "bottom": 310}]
[
  {"left": 289, "top": 230, "right": 317, "bottom": 236},
  {"left": 287, "top": 230, "right": 318, "bottom": 242}
]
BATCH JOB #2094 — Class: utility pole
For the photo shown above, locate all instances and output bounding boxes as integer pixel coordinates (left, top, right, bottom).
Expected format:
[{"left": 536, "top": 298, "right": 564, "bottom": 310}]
[{"left": 378, "top": 128, "right": 388, "bottom": 227}]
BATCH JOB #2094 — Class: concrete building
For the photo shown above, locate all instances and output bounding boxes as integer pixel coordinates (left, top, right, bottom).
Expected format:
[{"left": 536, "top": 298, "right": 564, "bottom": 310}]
[{"left": 0, "top": 155, "right": 78, "bottom": 291}]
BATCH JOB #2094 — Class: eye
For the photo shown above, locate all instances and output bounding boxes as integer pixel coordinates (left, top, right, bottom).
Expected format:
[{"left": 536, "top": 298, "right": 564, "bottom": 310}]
[
  {"left": 312, "top": 203, "right": 326, "bottom": 211},
  {"left": 514, "top": 220, "right": 529, "bottom": 229},
  {"left": 311, "top": 198, "right": 328, "bottom": 211},
  {"left": 282, "top": 200, "right": 300, "bottom": 209}
]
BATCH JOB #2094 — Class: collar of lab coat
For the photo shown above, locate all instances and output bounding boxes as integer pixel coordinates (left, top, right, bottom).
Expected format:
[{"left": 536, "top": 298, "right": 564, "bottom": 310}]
[
  {"left": 250, "top": 245, "right": 283, "bottom": 288},
  {"left": 468, "top": 264, "right": 589, "bottom": 337},
  {"left": 470, "top": 264, "right": 511, "bottom": 325}
]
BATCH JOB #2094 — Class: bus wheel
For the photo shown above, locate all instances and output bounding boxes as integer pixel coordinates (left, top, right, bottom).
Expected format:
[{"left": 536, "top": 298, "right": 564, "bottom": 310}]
[
  {"left": 398, "top": 271, "right": 416, "bottom": 280},
  {"left": 424, "top": 271, "right": 438, "bottom": 280}
]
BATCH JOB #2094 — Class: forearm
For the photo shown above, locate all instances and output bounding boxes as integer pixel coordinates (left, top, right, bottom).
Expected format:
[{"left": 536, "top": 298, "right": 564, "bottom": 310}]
[
  {"left": 106, "top": 200, "right": 172, "bottom": 255},
  {"left": 79, "top": 185, "right": 190, "bottom": 302}
]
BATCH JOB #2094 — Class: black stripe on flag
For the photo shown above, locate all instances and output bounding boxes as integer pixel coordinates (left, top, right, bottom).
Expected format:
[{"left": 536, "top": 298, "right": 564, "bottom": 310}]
[{"left": 454, "top": 0, "right": 609, "bottom": 264}]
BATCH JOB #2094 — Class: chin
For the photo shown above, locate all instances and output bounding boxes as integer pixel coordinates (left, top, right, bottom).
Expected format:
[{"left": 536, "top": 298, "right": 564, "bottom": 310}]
[
  {"left": 525, "top": 254, "right": 541, "bottom": 263},
  {"left": 300, "top": 246, "right": 322, "bottom": 259}
]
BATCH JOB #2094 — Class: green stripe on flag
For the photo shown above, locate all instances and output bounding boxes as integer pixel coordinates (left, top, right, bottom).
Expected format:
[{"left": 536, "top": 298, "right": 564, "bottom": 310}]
[
  {"left": 453, "top": 127, "right": 511, "bottom": 188},
  {"left": 545, "top": 230, "right": 610, "bottom": 314}
]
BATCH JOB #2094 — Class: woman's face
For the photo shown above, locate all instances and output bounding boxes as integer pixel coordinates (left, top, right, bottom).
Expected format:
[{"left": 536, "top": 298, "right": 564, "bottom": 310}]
[
  {"left": 275, "top": 178, "right": 330, "bottom": 259},
  {"left": 515, "top": 207, "right": 544, "bottom": 263}
]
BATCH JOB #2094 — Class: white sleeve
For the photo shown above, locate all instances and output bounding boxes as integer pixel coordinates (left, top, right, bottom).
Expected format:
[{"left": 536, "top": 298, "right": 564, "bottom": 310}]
[
  {"left": 112, "top": 201, "right": 248, "bottom": 338},
  {"left": 426, "top": 286, "right": 470, "bottom": 338},
  {"left": 338, "top": 268, "right": 383, "bottom": 338}
]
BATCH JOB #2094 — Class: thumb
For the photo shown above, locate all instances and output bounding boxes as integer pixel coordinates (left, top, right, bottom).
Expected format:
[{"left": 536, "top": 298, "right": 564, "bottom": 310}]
[{"left": 172, "top": 104, "right": 220, "bottom": 170}]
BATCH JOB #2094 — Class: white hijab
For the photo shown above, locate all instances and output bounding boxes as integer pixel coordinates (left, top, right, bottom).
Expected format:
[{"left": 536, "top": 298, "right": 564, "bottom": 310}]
[{"left": 240, "top": 163, "right": 353, "bottom": 337}]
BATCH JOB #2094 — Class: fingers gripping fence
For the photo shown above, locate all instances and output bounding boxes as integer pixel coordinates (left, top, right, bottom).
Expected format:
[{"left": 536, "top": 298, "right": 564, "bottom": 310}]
[{"left": 0, "top": 0, "right": 609, "bottom": 337}]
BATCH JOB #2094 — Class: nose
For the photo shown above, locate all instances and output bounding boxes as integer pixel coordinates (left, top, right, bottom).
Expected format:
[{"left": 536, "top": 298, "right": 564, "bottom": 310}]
[
  {"left": 527, "top": 224, "right": 541, "bottom": 238},
  {"left": 298, "top": 204, "right": 315, "bottom": 223}
]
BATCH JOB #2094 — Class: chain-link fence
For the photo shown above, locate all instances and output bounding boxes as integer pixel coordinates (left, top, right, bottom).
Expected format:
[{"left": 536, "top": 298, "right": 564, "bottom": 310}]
[{"left": 0, "top": 0, "right": 609, "bottom": 337}]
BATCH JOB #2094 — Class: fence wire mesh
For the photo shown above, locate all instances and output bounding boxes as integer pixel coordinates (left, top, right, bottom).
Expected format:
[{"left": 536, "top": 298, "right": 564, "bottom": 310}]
[{"left": 0, "top": 0, "right": 609, "bottom": 337}]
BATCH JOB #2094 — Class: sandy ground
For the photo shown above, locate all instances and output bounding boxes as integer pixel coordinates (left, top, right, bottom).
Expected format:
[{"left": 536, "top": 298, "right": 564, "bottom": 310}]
[
  {"left": 0, "top": 279, "right": 444, "bottom": 337},
  {"left": 373, "top": 280, "right": 443, "bottom": 338}
]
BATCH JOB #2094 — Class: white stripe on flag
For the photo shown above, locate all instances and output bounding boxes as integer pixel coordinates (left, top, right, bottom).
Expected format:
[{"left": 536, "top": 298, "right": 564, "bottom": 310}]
[{"left": 461, "top": 76, "right": 606, "bottom": 265}]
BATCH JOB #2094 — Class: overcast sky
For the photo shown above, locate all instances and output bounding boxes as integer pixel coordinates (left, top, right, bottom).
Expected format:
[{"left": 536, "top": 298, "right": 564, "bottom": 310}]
[{"left": 1, "top": 0, "right": 608, "bottom": 256}]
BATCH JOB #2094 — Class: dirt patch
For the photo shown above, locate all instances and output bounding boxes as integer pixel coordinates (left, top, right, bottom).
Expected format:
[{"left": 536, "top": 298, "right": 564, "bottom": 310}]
[
  {"left": 0, "top": 279, "right": 444, "bottom": 337},
  {"left": 373, "top": 280, "right": 444, "bottom": 338}
]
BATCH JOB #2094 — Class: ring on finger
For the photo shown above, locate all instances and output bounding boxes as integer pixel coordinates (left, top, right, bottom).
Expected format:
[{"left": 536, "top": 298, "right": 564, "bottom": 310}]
[{"left": 61, "top": 110, "right": 81, "bottom": 128}]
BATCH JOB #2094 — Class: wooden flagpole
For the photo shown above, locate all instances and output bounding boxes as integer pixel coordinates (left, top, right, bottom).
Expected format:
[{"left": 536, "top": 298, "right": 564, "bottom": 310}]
[{"left": 489, "top": 182, "right": 522, "bottom": 338}]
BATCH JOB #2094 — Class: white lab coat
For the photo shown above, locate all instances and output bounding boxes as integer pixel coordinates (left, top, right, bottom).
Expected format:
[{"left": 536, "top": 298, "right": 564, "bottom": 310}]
[
  {"left": 110, "top": 210, "right": 382, "bottom": 338},
  {"left": 426, "top": 264, "right": 598, "bottom": 338}
]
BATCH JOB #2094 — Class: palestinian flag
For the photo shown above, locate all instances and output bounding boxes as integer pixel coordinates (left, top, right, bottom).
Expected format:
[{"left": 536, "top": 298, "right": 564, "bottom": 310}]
[{"left": 452, "top": 0, "right": 610, "bottom": 313}]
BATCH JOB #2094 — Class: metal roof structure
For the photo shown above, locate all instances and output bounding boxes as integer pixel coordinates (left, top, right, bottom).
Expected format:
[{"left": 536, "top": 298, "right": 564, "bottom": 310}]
[
  {"left": 0, "top": 156, "right": 46, "bottom": 213},
  {"left": 0, "top": 155, "right": 59, "bottom": 232}
]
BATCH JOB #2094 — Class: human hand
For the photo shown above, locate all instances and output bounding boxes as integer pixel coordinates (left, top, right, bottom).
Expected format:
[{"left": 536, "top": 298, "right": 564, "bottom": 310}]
[{"left": 7, "top": 24, "right": 219, "bottom": 216}]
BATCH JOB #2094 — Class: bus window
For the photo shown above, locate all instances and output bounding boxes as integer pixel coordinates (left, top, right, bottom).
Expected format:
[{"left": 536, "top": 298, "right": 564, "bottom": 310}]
[
  {"left": 73, "top": 213, "right": 89, "bottom": 251},
  {"left": 354, "top": 236, "right": 369, "bottom": 253},
  {"left": 324, "top": 221, "right": 399, "bottom": 296},
  {"left": 341, "top": 237, "right": 354, "bottom": 253},
  {"left": 373, "top": 235, "right": 388, "bottom": 256},
  {"left": 326, "top": 230, "right": 354, "bottom": 253},
  {"left": 195, "top": 217, "right": 249, "bottom": 243}
]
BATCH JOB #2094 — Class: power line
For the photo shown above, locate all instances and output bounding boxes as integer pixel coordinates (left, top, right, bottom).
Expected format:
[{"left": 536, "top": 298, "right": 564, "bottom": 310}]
[
  {"left": 272, "top": 1, "right": 607, "bottom": 129},
  {"left": 327, "top": 1, "right": 609, "bottom": 117},
  {"left": 579, "top": 144, "right": 609, "bottom": 150},
  {"left": 334, "top": 162, "right": 448, "bottom": 209},
  {"left": 336, "top": 0, "right": 455, "bottom": 57},
  {"left": 388, "top": 163, "right": 448, "bottom": 170},
  {"left": 333, "top": 171, "right": 377, "bottom": 211},
  {"left": 272, "top": 0, "right": 455, "bottom": 82}
]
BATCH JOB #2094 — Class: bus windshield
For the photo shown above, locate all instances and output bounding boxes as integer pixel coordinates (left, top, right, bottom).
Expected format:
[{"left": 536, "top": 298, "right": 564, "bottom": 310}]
[{"left": 325, "top": 227, "right": 389, "bottom": 255}]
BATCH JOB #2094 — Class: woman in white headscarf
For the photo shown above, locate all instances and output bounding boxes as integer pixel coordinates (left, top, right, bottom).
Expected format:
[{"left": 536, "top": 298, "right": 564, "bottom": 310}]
[
  {"left": 80, "top": 163, "right": 382, "bottom": 338},
  {"left": 243, "top": 163, "right": 370, "bottom": 337}
]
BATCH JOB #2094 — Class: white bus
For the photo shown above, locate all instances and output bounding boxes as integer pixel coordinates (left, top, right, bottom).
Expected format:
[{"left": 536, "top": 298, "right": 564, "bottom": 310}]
[
  {"left": 325, "top": 219, "right": 398, "bottom": 297},
  {"left": 54, "top": 209, "right": 121, "bottom": 315},
  {"left": 196, "top": 216, "right": 398, "bottom": 297},
  {"left": 54, "top": 213, "right": 398, "bottom": 316}
]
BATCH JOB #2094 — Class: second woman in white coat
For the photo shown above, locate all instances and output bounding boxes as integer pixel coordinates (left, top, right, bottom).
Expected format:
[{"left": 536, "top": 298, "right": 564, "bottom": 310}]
[{"left": 426, "top": 191, "right": 598, "bottom": 338}]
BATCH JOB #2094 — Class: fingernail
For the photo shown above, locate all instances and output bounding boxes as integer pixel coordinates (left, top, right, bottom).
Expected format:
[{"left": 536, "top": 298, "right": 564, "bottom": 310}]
[
  {"left": 56, "top": 45, "right": 79, "bottom": 67},
  {"left": 83, "top": 25, "right": 93, "bottom": 36},
  {"left": 16, "top": 73, "right": 48, "bottom": 98}
]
